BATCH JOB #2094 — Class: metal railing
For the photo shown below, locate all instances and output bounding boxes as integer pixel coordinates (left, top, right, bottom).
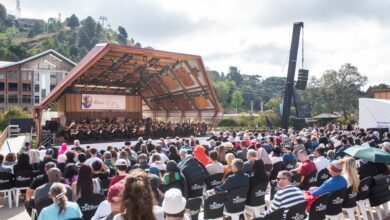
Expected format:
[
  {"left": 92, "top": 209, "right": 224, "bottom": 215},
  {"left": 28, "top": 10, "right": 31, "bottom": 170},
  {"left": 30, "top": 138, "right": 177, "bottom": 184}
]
[
  {"left": 0, "top": 126, "right": 10, "bottom": 148},
  {"left": 40, "top": 132, "right": 55, "bottom": 148}
]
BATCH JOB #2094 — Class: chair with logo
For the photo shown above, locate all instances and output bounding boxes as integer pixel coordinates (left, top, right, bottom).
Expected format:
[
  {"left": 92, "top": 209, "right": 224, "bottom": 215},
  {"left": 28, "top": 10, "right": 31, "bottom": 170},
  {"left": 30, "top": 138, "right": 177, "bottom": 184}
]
[
  {"left": 188, "top": 179, "right": 206, "bottom": 198},
  {"left": 284, "top": 160, "right": 297, "bottom": 170},
  {"left": 202, "top": 191, "right": 226, "bottom": 220},
  {"left": 308, "top": 192, "right": 330, "bottom": 220},
  {"left": 325, "top": 188, "right": 347, "bottom": 220},
  {"left": 356, "top": 176, "right": 374, "bottom": 220},
  {"left": 285, "top": 201, "right": 307, "bottom": 220},
  {"left": 316, "top": 168, "right": 330, "bottom": 186},
  {"left": 300, "top": 170, "right": 317, "bottom": 190},
  {"left": 206, "top": 173, "right": 223, "bottom": 190},
  {"left": 269, "top": 161, "right": 284, "bottom": 181},
  {"left": 245, "top": 181, "right": 268, "bottom": 219},
  {"left": 223, "top": 187, "right": 249, "bottom": 220},
  {"left": 77, "top": 193, "right": 105, "bottom": 220},
  {"left": 259, "top": 208, "right": 285, "bottom": 220},
  {"left": 291, "top": 172, "right": 302, "bottom": 187},
  {"left": 342, "top": 186, "right": 359, "bottom": 220},
  {"left": 186, "top": 197, "right": 202, "bottom": 220},
  {"left": 13, "top": 169, "right": 34, "bottom": 207},
  {"left": 0, "top": 172, "right": 14, "bottom": 208}
]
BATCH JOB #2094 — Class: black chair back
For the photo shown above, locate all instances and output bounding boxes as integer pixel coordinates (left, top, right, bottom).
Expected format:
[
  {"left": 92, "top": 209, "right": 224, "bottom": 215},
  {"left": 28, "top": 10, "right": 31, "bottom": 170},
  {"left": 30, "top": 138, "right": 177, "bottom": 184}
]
[
  {"left": 316, "top": 169, "right": 330, "bottom": 186},
  {"left": 203, "top": 191, "right": 226, "bottom": 219},
  {"left": 291, "top": 173, "right": 302, "bottom": 187},
  {"left": 270, "top": 161, "right": 284, "bottom": 181},
  {"left": 308, "top": 193, "right": 330, "bottom": 220},
  {"left": 260, "top": 208, "right": 285, "bottom": 220},
  {"left": 224, "top": 187, "right": 248, "bottom": 213},
  {"left": 264, "top": 164, "right": 273, "bottom": 172},
  {"left": 285, "top": 202, "right": 307, "bottom": 220},
  {"left": 0, "top": 172, "right": 14, "bottom": 189},
  {"left": 36, "top": 198, "right": 53, "bottom": 216},
  {"left": 284, "top": 160, "right": 297, "bottom": 170},
  {"left": 14, "top": 169, "right": 34, "bottom": 187},
  {"left": 77, "top": 193, "right": 105, "bottom": 220},
  {"left": 325, "top": 188, "right": 347, "bottom": 216},
  {"left": 342, "top": 186, "right": 357, "bottom": 209},
  {"left": 186, "top": 197, "right": 202, "bottom": 220},
  {"left": 300, "top": 170, "right": 317, "bottom": 190},
  {"left": 246, "top": 181, "right": 268, "bottom": 206},
  {"left": 188, "top": 179, "right": 205, "bottom": 198},
  {"left": 100, "top": 177, "right": 111, "bottom": 196},
  {"left": 357, "top": 176, "right": 372, "bottom": 201},
  {"left": 206, "top": 173, "right": 223, "bottom": 190},
  {"left": 109, "top": 168, "right": 116, "bottom": 177},
  {"left": 270, "top": 180, "right": 281, "bottom": 200}
]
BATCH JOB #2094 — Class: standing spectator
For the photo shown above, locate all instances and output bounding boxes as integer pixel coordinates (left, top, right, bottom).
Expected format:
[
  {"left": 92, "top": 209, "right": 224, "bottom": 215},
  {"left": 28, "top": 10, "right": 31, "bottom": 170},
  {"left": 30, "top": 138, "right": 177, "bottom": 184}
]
[
  {"left": 38, "top": 183, "right": 82, "bottom": 220},
  {"left": 205, "top": 150, "right": 224, "bottom": 175},
  {"left": 71, "top": 165, "right": 102, "bottom": 201},
  {"left": 313, "top": 147, "right": 330, "bottom": 174}
]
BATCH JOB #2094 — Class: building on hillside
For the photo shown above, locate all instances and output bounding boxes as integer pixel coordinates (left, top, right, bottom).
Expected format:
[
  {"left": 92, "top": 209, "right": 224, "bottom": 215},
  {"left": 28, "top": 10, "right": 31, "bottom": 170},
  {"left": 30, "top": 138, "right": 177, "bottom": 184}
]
[
  {"left": 17, "top": 18, "right": 45, "bottom": 30},
  {"left": 0, "top": 50, "right": 76, "bottom": 111},
  {"left": 371, "top": 89, "right": 390, "bottom": 100}
]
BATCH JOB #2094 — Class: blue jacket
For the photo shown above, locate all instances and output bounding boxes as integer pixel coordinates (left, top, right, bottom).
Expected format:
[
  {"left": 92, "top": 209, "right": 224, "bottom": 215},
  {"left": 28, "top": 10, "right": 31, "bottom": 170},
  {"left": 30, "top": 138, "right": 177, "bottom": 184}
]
[
  {"left": 215, "top": 171, "right": 249, "bottom": 192},
  {"left": 312, "top": 175, "right": 347, "bottom": 196}
]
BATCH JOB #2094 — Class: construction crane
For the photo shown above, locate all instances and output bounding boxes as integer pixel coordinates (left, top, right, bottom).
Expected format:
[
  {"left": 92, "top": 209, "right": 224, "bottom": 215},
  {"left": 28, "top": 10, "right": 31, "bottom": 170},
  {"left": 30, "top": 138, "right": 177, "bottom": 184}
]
[{"left": 281, "top": 22, "right": 307, "bottom": 130}]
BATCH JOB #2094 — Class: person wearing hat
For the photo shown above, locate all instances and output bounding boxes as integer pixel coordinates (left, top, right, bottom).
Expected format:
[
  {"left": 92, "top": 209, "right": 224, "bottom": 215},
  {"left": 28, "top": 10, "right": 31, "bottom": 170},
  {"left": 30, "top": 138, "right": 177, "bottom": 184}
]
[
  {"left": 162, "top": 160, "right": 188, "bottom": 198},
  {"left": 109, "top": 159, "right": 128, "bottom": 188},
  {"left": 162, "top": 188, "right": 191, "bottom": 220},
  {"left": 39, "top": 148, "right": 58, "bottom": 175},
  {"left": 92, "top": 183, "right": 125, "bottom": 220},
  {"left": 309, "top": 160, "right": 347, "bottom": 196}
]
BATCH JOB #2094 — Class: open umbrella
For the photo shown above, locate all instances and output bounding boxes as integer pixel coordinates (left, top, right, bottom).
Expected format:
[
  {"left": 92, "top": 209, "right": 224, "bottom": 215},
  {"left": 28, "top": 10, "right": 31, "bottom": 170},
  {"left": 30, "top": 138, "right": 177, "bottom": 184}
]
[{"left": 344, "top": 145, "right": 390, "bottom": 163}]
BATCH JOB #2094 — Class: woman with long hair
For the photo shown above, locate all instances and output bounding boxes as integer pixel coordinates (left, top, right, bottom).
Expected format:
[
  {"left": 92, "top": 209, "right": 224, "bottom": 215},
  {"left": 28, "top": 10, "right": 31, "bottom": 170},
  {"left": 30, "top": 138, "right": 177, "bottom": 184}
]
[
  {"left": 38, "top": 183, "right": 82, "bottom": 220},
  {"left": 114, "top": 169, "right": 158, "bottom": 220},
  {"left": 250, "top": 159, "right": 269, "bottom": 188},
  {"left": 168, "top": 145, "right": 181, "bottom": 163},
  {"left": 63, "top": 163, "right": 78, "bottom": 186},
  {"left": 217, "top": 145, "right": 227, "bottom": 165},
  {"left": 13, "top": 153, "right": 32, "bottom": 173},
  {"left": 223, "top": 153, "right": 235, "bottom": 180},
  {"left": 150, "top": 154, "right": 166, "bottom": 172},
  {"left": 71, "top": 165, "right": 102, "bottom": 201},
  {"left": 341, "top": 157, "right": 360, "bottom": 193}
]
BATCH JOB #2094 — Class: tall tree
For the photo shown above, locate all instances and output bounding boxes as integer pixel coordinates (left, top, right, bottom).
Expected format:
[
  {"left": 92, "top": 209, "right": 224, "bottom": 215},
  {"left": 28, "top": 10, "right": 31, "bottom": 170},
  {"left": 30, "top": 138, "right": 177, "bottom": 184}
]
[
  {"left": 117, "top": 26, "right": 128, "bottom": 45},
  {"left": 308, "top": 63, "right": 367, "bottom": 117},
  {"left": 231, "top": 90, "right": 243, "bottom": 113},
  {"left": 226, "top": 66, "right": 242, "bottom": 86},
  {"left": 66, "top": 14, "right": 80, "bottom": 30}
]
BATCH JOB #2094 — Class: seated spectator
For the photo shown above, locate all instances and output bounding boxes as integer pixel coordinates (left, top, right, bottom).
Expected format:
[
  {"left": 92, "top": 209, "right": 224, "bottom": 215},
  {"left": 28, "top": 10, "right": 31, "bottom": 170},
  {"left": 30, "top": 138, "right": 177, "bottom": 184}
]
[
  {"left": 257, "top": 147, "right": 273, "bottom": 172},
  {"left": 38, "top": 149, "right": 58, "bottom": 175},
  {"left": 0, "top": 153, "right": 11, "bottom": 173},
  {"left": 223, "top": 153, "right": 235, "bottom": 180},
  {"left": 216, "top": 144, "right": 227, "bottom": 165},
  {"left": 13, "top": 152, "right": 33, "bottom": 174},
  {"left": 92, "top": 183, "right": 125, "bottom": 220},
  {"left": 282, "top": 146, "right": 296, "bottom": 163},
  {"left": 103, "top": 151, "right": 116, "bottom": 170},
  {"left": 63, "top": 163, "right": 78, "bottom": 186},
  {"left": 85, "top": 148, "right": 102, "bottom": 166},
  {"left": 291, "top": 150, "right": 316, "bottom": 186},
  {"left": 162, "top": 188, "right": 190, "bottom": 220},
  {"left": 270, "top": 147, "right": 283, "bottom": 164},
  {"left": 250, "top": 159, "right": 269, "bottom": 188},
  {"left": 34, "top": 168, "right": 72, "bottom": 208},
  {"left": 149, "top": 174, "right": 164, "bottom": 206},
  {"left": 162, "top": 160, "right": 187, "bottom": 197},
  {"left": 213, "top": 158, "right": 249, "bottom": 193},
  {"left": 109, "top": 159, "right": 128, "bottom": 188},
  {"left": 326, "top": 150, "right": 336, "bottom": 162},
  {"left": 2, "top": 152, "right": 17, "bottom": 172},
  {"left": 114, "top": 169, "right": 163, "bottom": 220},
  {"left": 236, "top": 141, "right": 248, "bottom": 161},
  {"left": 309, "top": 160, "right": 347, "bottom": 196},
  {"left": 38, "top": 183, "right": 82, "bottom": 220},
  {"left": 340, "top": 157, "right": 360, "bottom": 193},
  {"left": 314, "top": 147, "right": 330, "bottom": 175},
  {"left": 155, "top": 145, "right": 169, "bottom": 163},
  {"left": 57, "top": 154, "right": 67, "bottom": 173},
  {"left": 243, "top": 149, "right": 257, "bottom": 175},
  {"left": 194, "top": 145, "right": 211, "bottom": 166},
  {"left": 25, "top": 162, "right": 56, "bottom": 216},
  {"left": 380, "top": 142, "right": 390, "bottom": 152},
  {"left": 168, "top": 145, "right": 181, "bottom": 163},
  {"left": 259, "top": 171, "right": 305, "bottom": 219},
  {"left": 92, "top": 160, "right": 110, "bottom": 180},
  {"left": 71, "top": 165, "right": 102, "bottom": 201},
  {"left": 205, "top": 150, "right": 224, "bottom": 175},
  {"left": 133, "top": 154, "right": 150, "bottom": 170},
  {"left": 149, "top": 154, "right": 167, "bottom": 172},
  {"left": 77, "top": 153, "right": 87, "bottom": 167},
  {"left": 65, "top": 151, "right": 76, "bottom": 164}
]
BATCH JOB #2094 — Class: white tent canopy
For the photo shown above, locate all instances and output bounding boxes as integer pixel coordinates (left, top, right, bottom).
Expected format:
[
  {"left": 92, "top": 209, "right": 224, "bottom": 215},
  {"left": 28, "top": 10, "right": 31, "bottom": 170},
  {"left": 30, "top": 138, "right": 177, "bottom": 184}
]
[{"left": 359, "top": 98, "right": 390, "bottom": 129}]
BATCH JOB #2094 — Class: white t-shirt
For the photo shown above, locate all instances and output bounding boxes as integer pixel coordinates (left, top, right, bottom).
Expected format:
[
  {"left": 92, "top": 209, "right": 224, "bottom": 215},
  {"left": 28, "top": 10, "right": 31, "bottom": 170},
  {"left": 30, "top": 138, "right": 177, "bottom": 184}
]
[
  {"left": 85, "top": 156, "right": 102, "bottom": 166},
  {"left": 91, "top": 200, "right": 111, "bottom": 220},
  {"left": 314, "top": 156, "right": 330, "bottom": 174}
]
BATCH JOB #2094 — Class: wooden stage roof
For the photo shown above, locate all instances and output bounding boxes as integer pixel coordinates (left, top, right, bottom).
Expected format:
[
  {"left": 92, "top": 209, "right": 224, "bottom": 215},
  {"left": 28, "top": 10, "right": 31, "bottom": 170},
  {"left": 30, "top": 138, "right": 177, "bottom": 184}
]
[{"left": 33, "top": 43, "right": 222, "bottom": 118}]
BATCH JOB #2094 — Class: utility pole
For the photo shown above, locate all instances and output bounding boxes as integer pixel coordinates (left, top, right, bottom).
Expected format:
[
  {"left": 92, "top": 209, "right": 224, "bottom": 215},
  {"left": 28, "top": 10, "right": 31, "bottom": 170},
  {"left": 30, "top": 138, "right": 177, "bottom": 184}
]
[
  {"left": 99, "top": 16, "right": 108, "bottom": 29},
  {"left": 251, "top": 100, "right": 254, "bottom": 114}
]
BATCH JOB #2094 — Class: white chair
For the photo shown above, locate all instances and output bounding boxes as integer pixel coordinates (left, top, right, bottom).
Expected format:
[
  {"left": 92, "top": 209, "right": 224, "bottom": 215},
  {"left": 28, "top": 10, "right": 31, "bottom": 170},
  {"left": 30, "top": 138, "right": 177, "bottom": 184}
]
[
  {"left": 0, "top": 172, "right": 14, "bottom": 208},
  {"left": 13, "top": 169, "right": 35, "bottom": 207},
  {"left": 356, "top": 177, "right": 374, "bottom": 220},
  {"left": 0, "top": 188, "right": 13, "bottom": 208},
  {"left": 341, "top": 187, "right": 359, "bottom": 220}
]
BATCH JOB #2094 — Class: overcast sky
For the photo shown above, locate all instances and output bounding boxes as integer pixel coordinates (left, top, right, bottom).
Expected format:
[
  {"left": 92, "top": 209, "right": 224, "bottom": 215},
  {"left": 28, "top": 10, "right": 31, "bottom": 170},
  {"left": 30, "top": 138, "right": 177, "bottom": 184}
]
[{"left": 3, "top": 0, "right": 390, "bottom": 87}]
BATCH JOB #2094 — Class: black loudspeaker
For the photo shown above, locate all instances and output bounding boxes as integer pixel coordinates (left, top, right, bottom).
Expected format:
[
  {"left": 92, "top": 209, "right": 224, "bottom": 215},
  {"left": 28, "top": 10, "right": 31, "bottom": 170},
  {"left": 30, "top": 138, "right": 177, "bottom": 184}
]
[
  {"left": 295, "top": 69, "right": 309, "bottom": 90},
  {"left": 45, "top": 120, "right": 59, "bottom": 132}
]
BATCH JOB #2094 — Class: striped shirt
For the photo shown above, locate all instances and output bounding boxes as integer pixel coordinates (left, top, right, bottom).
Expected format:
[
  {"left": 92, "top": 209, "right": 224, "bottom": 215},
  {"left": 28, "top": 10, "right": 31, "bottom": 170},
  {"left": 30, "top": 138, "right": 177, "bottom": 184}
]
[{"left": 264, "top": 184, "right": 305, "bottom": 218}]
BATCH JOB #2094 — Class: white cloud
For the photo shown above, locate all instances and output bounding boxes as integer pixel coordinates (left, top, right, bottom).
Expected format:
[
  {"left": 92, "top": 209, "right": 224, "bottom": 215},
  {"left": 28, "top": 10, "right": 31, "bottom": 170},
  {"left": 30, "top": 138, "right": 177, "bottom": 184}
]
[{"left": 2, "top": 0, "right": 390, "bottom": 86}]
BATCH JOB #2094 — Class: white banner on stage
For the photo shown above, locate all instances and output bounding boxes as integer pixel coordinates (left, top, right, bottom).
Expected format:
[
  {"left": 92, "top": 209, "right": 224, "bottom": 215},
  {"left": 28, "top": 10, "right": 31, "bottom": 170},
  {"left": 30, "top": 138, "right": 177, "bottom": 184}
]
[{"left": 81, "top": 94, "right": 126, "bottom": 110}]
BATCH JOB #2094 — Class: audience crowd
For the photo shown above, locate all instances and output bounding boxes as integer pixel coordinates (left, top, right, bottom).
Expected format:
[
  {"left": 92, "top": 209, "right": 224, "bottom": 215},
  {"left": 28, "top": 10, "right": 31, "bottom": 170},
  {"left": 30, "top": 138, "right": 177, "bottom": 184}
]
[{"left": 0, "top": 126, "right": 390, "bottom": 220}]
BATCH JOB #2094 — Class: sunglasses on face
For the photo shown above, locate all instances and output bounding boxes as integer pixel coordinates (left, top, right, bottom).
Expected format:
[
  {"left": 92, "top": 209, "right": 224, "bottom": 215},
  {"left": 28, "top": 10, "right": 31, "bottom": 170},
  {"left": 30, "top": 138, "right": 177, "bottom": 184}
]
[{"left": 276, "top": 177, "right": 287, "bottom": 181}]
